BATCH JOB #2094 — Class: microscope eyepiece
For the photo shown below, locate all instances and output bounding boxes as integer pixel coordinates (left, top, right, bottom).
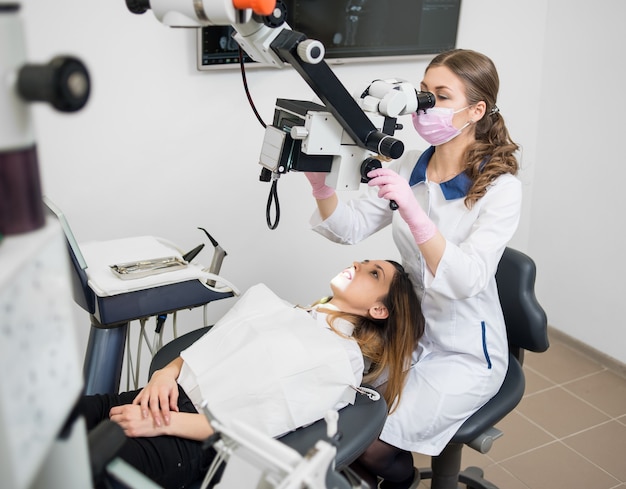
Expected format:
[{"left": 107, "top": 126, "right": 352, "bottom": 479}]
[
  {"left": 126, "top": 0, "right": 150, "bottom": 15},
  {"left": 17, "top": 56, "right": 90, "bottom": 112},
  {"left": 416, "top": 91, "right": 436, "bottom": 112}
]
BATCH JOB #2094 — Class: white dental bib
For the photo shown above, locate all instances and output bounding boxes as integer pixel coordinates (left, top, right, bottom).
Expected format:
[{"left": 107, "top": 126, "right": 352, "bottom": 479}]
[{"left": 178, "top": 283, "right": 362, "bottom": 438}]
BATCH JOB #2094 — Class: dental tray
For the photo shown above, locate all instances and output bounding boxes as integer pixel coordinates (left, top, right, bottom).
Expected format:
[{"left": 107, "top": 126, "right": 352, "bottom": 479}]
[{"left": 109, "top": 256, "right": 188, "bottom": 280}]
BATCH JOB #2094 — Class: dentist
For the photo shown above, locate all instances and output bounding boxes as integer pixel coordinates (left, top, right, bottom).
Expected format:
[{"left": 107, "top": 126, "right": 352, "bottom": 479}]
[{"left": 306, "top": 49, "right": 522, "bottom": 488}]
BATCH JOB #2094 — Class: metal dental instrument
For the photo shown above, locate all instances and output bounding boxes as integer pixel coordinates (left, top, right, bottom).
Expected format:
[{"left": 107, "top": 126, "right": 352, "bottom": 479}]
[
  {"left": 109, "top": 256, "right": 187, "bottom": 279},
  {"left": 198, "top": 227, "right": 228, "bottom": 287}
]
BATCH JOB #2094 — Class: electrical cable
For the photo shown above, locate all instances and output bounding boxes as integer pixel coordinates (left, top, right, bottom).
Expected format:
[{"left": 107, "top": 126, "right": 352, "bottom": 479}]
[
  {"left": 266, "top": 179, "right": 280, "bottom": 230},
  {"left": 238, "top": 46, "right": 282, "bottom": 230},
  {"left": 135, "top": 318, "right": 147, "bottom": 389},
  {"left": 239, "top": 47, "right": 266, "bottom": 129},
  {"left": 140, "top": 324, "right": 154, "bottom": 356},
  {"left": 125, "top": 327, "right": 132, "bottom": 391}
]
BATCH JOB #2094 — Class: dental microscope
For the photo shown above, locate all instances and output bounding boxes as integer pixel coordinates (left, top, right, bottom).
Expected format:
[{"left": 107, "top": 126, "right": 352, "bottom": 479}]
[{"left": 126, "top": 0, "right": 435, "bottom": 229}]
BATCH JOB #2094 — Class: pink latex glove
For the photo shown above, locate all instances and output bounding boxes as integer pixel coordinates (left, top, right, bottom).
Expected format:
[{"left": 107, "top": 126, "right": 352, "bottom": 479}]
[
  {"left": 367, "top": 168, "right": 437, "bottom": 245},
  {"left": 305, "top": 172, "right": 335, "bottom": 200}
]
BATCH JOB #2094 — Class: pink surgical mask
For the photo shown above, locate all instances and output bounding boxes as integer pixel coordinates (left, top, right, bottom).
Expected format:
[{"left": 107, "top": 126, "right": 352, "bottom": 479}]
[{"left": 412, "top": 106, "right": 470, "bottom": 146}]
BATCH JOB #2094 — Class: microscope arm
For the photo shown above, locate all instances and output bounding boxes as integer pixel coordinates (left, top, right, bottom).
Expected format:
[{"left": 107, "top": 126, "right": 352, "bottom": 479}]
[{"left": 267, "top": 29, "right": 404, "bottom": 160}]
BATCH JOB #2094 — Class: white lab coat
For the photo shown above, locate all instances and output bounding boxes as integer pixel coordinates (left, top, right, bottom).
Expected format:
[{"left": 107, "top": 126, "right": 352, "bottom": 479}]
[
  {"left": 311, "top": 148, "right": 522, "bottom": 455},
  {"left": 177, "top": 283, "right": 363, "bottom": 438}
]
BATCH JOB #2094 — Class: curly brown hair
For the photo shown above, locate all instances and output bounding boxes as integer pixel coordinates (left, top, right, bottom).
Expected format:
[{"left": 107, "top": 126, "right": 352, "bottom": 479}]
[{"left": 427, "top": 49, "right": 520, "bottom": 207}]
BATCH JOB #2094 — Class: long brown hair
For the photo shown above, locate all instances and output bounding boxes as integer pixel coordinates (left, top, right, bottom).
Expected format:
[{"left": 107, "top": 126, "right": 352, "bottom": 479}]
[
  {"left": 319, "top": 261, "right": 424, "bottom": 413},
  {"left": 427, "top": 49, "right": 520, "bottom": 208}
]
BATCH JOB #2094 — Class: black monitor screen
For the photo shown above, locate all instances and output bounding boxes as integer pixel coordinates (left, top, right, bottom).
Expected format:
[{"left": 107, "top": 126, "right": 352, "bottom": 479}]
[{"left": 197, "top": 0, "right": 461, "bottom": 69}]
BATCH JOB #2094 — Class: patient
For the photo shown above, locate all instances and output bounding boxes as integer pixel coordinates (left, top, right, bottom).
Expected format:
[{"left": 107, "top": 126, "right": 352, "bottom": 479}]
[{"left": 80, "top": 259, "right": 423, "bottom": 489}]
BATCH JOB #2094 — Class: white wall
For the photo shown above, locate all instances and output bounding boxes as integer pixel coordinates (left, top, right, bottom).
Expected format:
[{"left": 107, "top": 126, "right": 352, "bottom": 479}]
[
  {"left": 16, "top": 0, "right": 625, "bottom": 365},
  {"left": 529, "top": 0, "right": 626, "bottom": 364}
]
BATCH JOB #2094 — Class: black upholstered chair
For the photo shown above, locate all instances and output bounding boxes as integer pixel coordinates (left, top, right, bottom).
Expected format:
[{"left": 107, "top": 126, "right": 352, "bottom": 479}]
[
  {"left": 418, "top": 247, "right": 549, "bottom": 489},
  {"left": 148, "top": 326, "right": 388, "bottom": 488}
]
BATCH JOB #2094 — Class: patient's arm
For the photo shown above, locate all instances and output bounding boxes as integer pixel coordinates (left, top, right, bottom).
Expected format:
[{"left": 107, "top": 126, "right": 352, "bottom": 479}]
[
  {"left": 109, "top": 404, "right": 213, "bottom": 441},
  {"left": 132, "top": 357, "right": 183, "bottom": 427}
]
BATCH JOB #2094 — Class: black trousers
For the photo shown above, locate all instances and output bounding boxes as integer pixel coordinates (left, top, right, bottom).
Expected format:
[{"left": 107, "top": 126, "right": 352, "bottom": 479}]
[{"left": 79, "top": 386, "right": 214, "bottom": 489}]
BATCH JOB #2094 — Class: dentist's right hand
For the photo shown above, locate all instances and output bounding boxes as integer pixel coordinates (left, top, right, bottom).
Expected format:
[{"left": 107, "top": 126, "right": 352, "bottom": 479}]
[
  {"left": 305, "top": 172, "right": 335, "bottom": 200},
  {"left": 305, "top": 172, "right": 338, "bottom": 221}
]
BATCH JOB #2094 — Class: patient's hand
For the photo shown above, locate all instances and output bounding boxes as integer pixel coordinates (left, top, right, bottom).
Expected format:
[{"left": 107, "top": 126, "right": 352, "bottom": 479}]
[
  {"left": 110, "top": 404, "right": 164, "bottom": 438},
  {"left": 111, "top": 404, "right": 213, "bottom": 441},
  {"left": 132, "top": 360, "right": 182, "bottom": 427}
]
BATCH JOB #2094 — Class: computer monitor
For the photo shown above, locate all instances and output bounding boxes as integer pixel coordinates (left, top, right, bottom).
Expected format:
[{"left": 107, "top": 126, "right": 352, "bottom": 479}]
[{"left": 197, "top": 0, "right": 462, "bottom": 70}]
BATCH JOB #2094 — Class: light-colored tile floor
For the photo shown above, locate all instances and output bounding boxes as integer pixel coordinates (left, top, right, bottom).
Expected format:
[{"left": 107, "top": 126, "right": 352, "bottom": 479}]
[{"left": 411, "top": 330, "right": 626, "bottom": 489}]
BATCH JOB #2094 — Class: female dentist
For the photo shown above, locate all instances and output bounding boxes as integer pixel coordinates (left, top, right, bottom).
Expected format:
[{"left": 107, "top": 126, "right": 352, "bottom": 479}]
[{"left": 306, "top": 49, "right": 522, "bottom": 489}]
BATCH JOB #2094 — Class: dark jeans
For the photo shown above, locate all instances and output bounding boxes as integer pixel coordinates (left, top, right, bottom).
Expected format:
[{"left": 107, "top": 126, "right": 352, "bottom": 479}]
[{"left": 79, "top": 386, "right": 214, "bottom": 489}]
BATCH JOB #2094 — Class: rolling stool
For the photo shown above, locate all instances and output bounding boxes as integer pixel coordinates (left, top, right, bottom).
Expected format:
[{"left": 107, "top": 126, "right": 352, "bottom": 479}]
[{"left": 418, "top": 247, "right": 549, "bottom": 489}]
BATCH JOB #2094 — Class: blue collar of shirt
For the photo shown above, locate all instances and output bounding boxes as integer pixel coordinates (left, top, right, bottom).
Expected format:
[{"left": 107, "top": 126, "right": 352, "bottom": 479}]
[{"left": 408, "top": 146, "right": 472, "bottom": 200}]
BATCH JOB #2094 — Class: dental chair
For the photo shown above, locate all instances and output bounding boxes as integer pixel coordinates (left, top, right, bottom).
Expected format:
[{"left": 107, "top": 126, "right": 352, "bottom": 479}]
[
  {"left": 148, "top": 327, "right": 388, "bottom": 488},
  {"left": 418, "top": 247, "right": 549, "bottom": 489}
]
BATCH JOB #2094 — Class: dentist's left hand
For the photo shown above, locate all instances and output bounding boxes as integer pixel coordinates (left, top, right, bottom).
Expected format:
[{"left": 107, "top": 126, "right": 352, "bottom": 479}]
[
  {"left": 366, "top": 168, "right": 415, "bottom": 211},
  {"left": 367, "top": 168, "right": 437, "bottom": 244}
]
